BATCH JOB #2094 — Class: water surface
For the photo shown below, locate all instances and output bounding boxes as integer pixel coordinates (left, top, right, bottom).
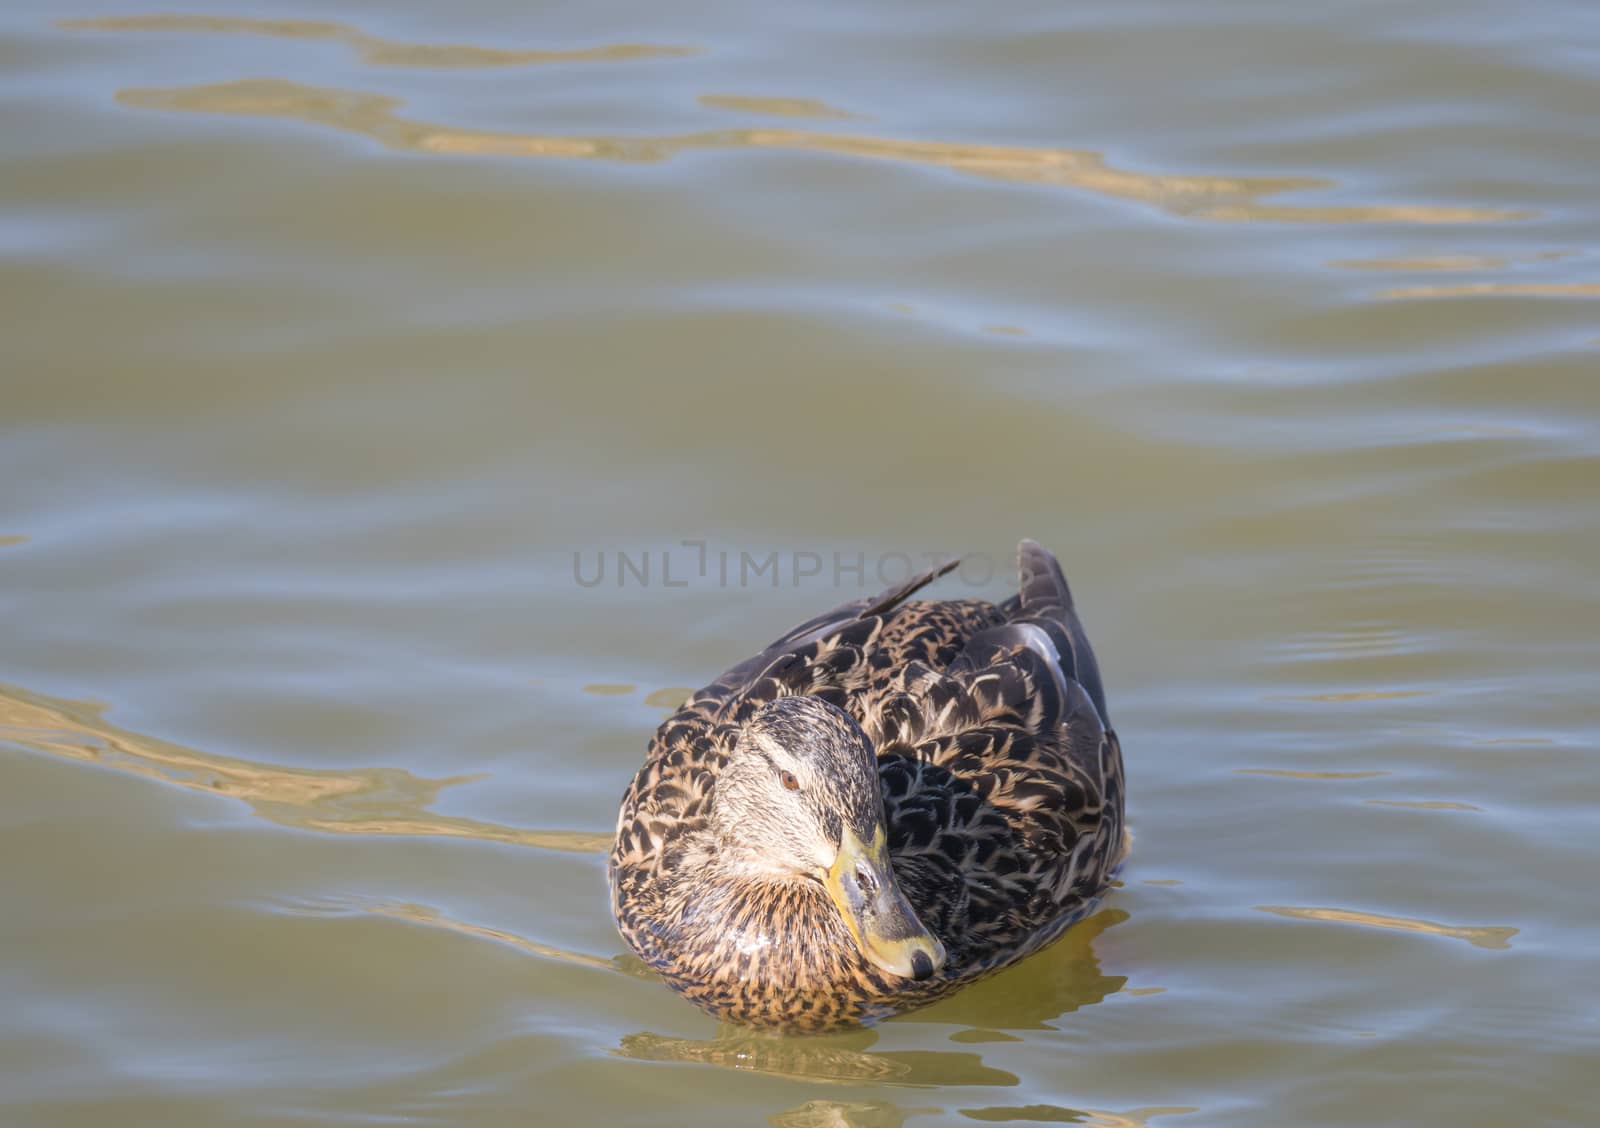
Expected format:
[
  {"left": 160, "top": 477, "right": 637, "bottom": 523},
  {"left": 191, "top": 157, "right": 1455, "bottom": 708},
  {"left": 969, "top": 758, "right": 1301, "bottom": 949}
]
[{"left": 3, "top": 2, "right": 1597, "bottom": 1125}]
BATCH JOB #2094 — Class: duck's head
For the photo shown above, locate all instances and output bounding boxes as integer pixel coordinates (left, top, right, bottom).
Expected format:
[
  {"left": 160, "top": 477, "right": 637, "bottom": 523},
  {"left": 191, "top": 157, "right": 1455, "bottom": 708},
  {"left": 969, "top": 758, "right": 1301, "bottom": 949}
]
[{"left": 712, "top": 694, "right": 946, "bottom": 982}]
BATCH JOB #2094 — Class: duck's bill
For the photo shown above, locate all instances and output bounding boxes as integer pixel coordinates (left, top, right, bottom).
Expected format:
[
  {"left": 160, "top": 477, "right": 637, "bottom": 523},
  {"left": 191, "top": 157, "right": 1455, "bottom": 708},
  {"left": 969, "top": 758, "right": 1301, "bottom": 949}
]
[{"left": 826, "top": 826, "right": 947, "bottom": 981}]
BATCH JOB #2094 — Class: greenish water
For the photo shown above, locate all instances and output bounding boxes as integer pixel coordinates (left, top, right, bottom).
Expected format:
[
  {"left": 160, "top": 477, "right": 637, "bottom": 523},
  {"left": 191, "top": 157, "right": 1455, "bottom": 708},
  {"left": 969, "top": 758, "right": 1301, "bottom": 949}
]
[{"left": 3, "top": 3, "right": 1597, "bottom": 1125}]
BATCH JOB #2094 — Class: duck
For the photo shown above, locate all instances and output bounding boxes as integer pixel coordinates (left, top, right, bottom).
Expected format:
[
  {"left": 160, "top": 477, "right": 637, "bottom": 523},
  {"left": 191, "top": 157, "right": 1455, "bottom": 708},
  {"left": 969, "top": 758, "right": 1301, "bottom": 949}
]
[{"left": 608, "top": 539, "right": 1125, "bottom": 1031}]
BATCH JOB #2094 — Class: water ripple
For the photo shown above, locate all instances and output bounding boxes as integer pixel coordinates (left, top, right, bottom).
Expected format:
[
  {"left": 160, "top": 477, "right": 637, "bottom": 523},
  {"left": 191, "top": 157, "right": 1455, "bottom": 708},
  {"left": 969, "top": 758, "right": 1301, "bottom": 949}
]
[
  {"left": 1365, "top": 799, "right": 1482, "bottom": 812},
  {"left": 960, "top": 1107, "right": 1199, "bottom": 1127},
  {"left": 700, "top": 94, "right": 859, "bottom": 120},
  {"left": 0, "top": 682, "right": 610, "bottom": 853},
  {"left": 108, "top": 78, "right": 1522, "bottom": 225},
  {"left": 1375, "top": 282, "right": 1600, "bottom": 300},
  {"left": 1236, "top": 769, "right": 1391, "bottom": 781},
  {"left": 1255, "top": 905, "right": 1518, "bottom": 950},
  {"left": 60, "top": 14, "right": 696, "bottom": 67}
]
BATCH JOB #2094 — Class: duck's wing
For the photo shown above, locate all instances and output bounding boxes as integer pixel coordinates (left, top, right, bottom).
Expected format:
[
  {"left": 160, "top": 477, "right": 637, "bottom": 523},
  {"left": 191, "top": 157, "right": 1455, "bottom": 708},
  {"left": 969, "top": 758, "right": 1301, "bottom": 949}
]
[
  {"left": 680, "top": 556, "right": 962, "bottom": 720},
  {"left": 874, "top": 541, "right": 1124, "bottom": 945}
]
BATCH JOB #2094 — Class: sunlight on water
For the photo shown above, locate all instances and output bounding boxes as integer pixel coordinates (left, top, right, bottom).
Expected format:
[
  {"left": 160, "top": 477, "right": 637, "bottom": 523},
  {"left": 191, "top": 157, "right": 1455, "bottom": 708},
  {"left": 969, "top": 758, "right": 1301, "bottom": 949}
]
[
  {"left": 362, "top": 900, "right": 624, "bottom": 971},
  {"left": 1374, "top": 282, "right": 1600, "bottom": 299},
  {"left": 1254, "top": 906, "right": 1519, "bottom": 951},
  {"left": 108, "top": 77, "right": 1523, "bottom": 224},
  {"left": 0, "top": 684, "right": 609, "bottom": 853},
  {"left": 700, "top": 94, "right": 861, "bottom": 120},
  {"left": 59, "top": 14, "right": 697, "bottom": 66}
]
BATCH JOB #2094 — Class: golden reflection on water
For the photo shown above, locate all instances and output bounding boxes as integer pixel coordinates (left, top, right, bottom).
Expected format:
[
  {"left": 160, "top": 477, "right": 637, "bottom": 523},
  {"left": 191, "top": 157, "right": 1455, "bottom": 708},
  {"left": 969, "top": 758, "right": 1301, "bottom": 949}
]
[
  {"left": 59, "top": 15, "right": 695, "bottom": 67},
  {"left": 644, "top": 686, "right": 695, "bottom": 709},
  {"left": 1255, "top": 905, "right": 1517, "bottom": 950},
  {"left": 108, "top": 78, "right": 1519, "bottom": 225},
  {"left": 1376, "top": 282, "right": 1600, "bottom": 299},
  {"left": 0, "top": 682, "right": 610, "bottom": 853},
  {"left": 1335, "top": 254, "right": 1512, "bottom": 271},
  {"left": 1365, "top": 798, "right": 1482, "bottom": 812},
  {"left": 287, "top": 895, "right": 637, "bottom": 974},
  {"left": 363, "top": 899, "right": 626, "bottom": 972},
  {"left": 701, "top": 94, "right": 859, "bottom": 120},
  {"left": 1332, "top": 250, "right": 1570, "bottom": 271}
]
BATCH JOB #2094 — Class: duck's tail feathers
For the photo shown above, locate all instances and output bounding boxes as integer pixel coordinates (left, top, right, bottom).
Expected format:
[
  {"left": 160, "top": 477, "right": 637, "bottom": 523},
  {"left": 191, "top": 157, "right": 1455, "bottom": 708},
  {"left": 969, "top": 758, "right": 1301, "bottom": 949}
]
[{"left": 1006, "top": 539, "right": 1109, "bottom": 725}]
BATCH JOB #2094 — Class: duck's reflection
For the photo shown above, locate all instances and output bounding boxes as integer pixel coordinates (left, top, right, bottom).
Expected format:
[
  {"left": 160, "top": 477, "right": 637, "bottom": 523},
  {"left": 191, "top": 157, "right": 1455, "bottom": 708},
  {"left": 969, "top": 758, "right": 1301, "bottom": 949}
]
[
  {"left": 619, "top": 1028, "right": 1020, "bottom": 1086},
  {"left": 612, "top": 908, "right": 1128, "bottom": 1090},
  {"left": 768, "top": 1100, "right": 934, "bottom": 1126},
  {"left": 912, "top": 908, "right": 1128, "bottom": 1031},
  {"left": 767, "top": 1099, "right": 931, "bottom": 1128}
]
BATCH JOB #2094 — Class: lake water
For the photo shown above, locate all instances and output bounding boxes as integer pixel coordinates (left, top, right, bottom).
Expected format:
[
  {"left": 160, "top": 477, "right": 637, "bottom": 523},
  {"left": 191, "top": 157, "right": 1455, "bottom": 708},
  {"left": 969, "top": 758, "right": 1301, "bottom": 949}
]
[{"left": 3, "top": 2, "right": 1597, "bottom": 1125}]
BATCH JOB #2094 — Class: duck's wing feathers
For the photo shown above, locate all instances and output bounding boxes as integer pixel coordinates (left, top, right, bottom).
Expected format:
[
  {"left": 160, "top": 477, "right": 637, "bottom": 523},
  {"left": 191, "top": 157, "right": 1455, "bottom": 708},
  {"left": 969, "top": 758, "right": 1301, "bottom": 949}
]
[
  {"left": 679, "top": 556, "right": 962, "bottom": 720},
  {"left": 871, "top": 541, "right": 1123, "bottom": 950}
]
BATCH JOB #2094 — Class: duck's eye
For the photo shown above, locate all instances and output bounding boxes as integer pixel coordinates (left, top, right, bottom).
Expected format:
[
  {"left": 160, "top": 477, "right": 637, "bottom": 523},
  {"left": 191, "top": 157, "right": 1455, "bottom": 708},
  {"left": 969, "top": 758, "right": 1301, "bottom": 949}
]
[{"left": 778, "top": 769, "right": 800, "bottom": 791}]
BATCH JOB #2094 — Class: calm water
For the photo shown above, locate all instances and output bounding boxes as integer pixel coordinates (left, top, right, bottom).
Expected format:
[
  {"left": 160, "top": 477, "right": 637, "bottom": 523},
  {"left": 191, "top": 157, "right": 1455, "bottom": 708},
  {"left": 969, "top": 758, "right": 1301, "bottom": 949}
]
[{"left": 3, "top": 2, "right": 1598, "bottom": 1125}]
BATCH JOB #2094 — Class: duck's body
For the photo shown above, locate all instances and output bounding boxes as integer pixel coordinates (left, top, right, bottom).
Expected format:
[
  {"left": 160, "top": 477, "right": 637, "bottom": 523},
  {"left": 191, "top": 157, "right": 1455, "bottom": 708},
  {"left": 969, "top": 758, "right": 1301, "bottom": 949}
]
[{"left": 609, "top": 540, "right": 1125, "bottom": 1031}]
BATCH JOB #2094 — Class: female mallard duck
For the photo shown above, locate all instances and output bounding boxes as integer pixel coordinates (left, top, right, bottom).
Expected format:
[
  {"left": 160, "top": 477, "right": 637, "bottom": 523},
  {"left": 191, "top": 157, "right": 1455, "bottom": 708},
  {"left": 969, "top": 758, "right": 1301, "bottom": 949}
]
[{"left": 609, "top": 540, "right": 1125, "bottom": 1031}]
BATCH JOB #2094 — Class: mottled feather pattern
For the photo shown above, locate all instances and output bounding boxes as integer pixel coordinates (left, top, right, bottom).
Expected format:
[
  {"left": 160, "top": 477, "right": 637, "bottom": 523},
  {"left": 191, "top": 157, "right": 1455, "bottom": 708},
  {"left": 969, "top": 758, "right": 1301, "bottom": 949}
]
[{"left": 609, "top": 541, "right": 1125, "bottom": 1030}]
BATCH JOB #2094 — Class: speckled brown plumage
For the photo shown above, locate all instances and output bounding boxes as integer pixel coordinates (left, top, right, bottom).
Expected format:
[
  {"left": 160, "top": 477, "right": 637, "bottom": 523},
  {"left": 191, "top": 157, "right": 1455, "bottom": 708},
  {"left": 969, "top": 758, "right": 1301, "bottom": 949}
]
[{"left": 608, "top": 540, "right": 1126, "bottom": 1031}]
